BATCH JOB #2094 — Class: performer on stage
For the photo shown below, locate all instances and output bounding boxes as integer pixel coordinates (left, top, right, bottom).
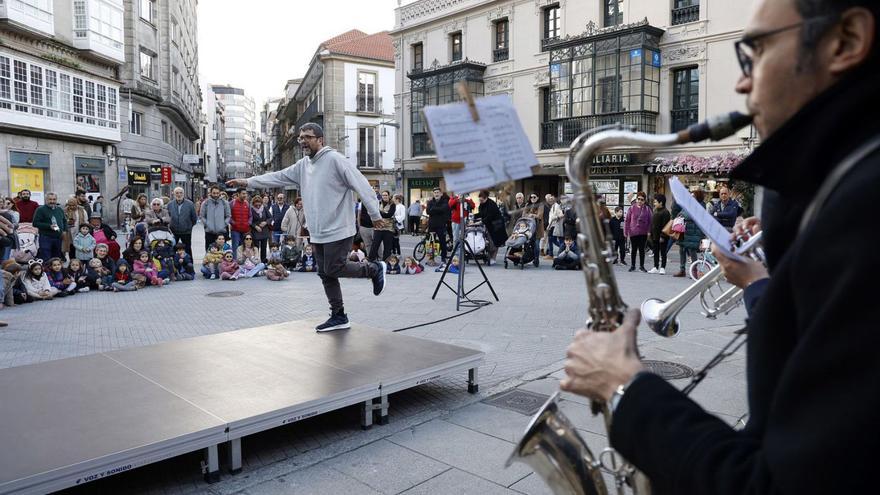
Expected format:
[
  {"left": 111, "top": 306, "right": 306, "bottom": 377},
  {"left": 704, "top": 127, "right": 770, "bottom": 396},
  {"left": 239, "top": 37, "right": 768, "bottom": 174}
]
[
  {"left": 561, "top": 1, "right": 880, "bottom": 493},
  {"left": 227, "top": 123, "right": 388, "bottom": 332}
]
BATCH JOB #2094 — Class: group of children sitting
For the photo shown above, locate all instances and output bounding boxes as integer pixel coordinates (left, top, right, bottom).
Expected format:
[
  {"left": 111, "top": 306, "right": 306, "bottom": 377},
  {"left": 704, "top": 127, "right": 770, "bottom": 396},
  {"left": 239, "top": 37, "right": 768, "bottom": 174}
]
[
  {"left": 200, "top": 234, "right": 318, "bottom": 281},
  {"left": 347, "top": 239, "right": 425, "bottom": 275}
]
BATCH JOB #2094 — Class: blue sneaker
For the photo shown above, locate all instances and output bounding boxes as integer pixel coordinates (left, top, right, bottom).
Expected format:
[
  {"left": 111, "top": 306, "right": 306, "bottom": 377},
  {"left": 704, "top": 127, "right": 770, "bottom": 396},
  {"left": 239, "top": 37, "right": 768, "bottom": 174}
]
[
  {"left": 372, "top": 261, "right": 387, "bottom": 296},
  {"left": 316, "top": 313, "right": 350, "bottom": 332}
]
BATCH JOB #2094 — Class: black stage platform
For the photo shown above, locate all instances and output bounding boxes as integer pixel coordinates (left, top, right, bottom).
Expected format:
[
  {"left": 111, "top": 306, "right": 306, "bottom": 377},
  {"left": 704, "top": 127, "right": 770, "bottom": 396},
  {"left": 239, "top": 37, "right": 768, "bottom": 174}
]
[{"left": 0, "top": 321, "right": 483, "bottom": 494}]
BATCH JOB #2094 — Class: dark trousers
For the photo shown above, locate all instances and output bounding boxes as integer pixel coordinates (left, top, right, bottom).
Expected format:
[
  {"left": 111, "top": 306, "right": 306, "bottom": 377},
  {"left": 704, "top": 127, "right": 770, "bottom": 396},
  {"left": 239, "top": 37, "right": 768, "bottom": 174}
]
[
  {"left": 430, "top": 226, "right": 449, "bottom": 262},
  {"left": 409, "top": 216, "right": 420, "bottom": 234},
  {"left": 630, "top": 235, "right": 647, "bottom": 268},
  {"left": 204, "top": 231, "right": 221, "bottom": 251},
  {"left": 369, "top": 229, "right": 393, "bottom": 262},
  {"left": 613, "top": 236, "right": 627, "bottom": 263},
  {"left": 312, "top": 235, "right": 377, "bottom": 314},
  {"left": 652, "top": 237, "right": 668, "bottom": 269},
  {"left": 38, "top": 235, "right": 63, "bottom": 261},
  {"left": 255, "top": 237, "right": 268, "bottom": 264},
  {"left": 175, "top": 232, "right": 193, "bottom": 257},
  {"left": 391, "top": 234, "right": 401, "bottom": 255}
]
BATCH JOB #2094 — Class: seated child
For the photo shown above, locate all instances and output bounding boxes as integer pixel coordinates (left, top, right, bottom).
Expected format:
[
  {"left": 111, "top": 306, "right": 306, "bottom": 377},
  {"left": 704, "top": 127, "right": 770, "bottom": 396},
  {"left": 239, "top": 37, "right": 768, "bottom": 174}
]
[
  {"left": 281, "top": 236, "right": 301, "bottom": 270},
  {"left": 448, "top": 256, "right": 461, "bottom": 274},
  {"left": 201, "top": 245, "right": 223, "bottom": 279},
  {"left": 403, "top": 256, "right": 423, "bottom": 274},
  {"left": 112, "top": 261, "right": 138, "bottom": 291},
  {"left": 86, "top": 257, "right": 113, "bottom": 291},
  {"left": 386, "top": 254, "right": 401, "bottom": 274},
  {"left": 173, "top": 243, "right": 195, "bottom": 281},
  {"left": 265, "top": 243, "right": 288, "bottom": 281},
  {"left": 21, "top": 261, "right": 58, "bottom": 300},
  {"left": 552, "top": 237, "right": 580, "bottom": 271},
  {"left": 219, "top": 251, "right": 240, "bottom": 280},
  {"left": 73, "top": 224, "right": 96, "bottom": 262},
  {"left": 44, "top": 257, "right": 76, "bottom": 296},
  {"left": 349, "top": 241, "right": 366, "bottom": 263},
  {"left": 106, "top": 231, "right": 121, "bottom": 261},
  {"left": 151, "top": 239, "right": 174, "bottom": 283},
  {"left": 65, "top": 258, "right": 90, "bottom": 293},
  {"left": 298, "top": 245, "right": 316, "bottom": 273},
  {"left": 93, "top": 243, "right": 116, "bottom": 274},
  {"left": 134, "top": 250, "right": 166, "bottom": 286}
]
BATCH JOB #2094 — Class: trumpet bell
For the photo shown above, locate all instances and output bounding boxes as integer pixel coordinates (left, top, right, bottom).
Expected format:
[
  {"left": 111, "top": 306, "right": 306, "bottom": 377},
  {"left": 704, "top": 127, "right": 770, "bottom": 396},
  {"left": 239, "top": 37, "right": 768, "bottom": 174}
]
[
  {"left": 640, "top": 298, "right": 681, "bottom": 337},
  {"left": 507, "top": 392, "right": 608, "bottom": 495}
]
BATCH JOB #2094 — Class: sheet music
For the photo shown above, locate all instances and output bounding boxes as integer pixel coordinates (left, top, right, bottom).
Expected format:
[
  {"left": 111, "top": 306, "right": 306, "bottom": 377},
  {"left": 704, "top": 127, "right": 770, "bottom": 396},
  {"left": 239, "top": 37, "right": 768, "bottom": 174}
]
[
  {"left": 669, "top": 176, "right": 746, "bottom": 262},
  {"left": 424, "top": 94, "right": 536, "bottom": 193}
]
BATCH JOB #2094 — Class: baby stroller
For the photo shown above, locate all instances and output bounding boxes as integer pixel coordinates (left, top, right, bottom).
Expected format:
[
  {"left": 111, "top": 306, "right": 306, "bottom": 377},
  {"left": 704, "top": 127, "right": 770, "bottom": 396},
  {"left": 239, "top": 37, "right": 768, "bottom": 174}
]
[
  {"left": 148, "top": 226, "right": 176, "bottom": 277},
  {"left": 504, "top": 217, "right": 538, "bottom": 269},
  {"left": 463, "top": 220, "right": 490, "bottom": 264},
  {"left": 13, "top": 223, "right": 39, "bottom": 263}
]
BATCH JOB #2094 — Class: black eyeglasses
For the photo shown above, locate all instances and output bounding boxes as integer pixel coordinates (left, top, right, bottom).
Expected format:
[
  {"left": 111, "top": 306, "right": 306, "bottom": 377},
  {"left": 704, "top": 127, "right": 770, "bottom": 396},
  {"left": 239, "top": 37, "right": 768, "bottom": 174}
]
[
  {"left": 297, "top": 135, "right": 318, "bottom": 143},
  {"left": 734, "top": 16, "right": 834, "bottom": 78}
]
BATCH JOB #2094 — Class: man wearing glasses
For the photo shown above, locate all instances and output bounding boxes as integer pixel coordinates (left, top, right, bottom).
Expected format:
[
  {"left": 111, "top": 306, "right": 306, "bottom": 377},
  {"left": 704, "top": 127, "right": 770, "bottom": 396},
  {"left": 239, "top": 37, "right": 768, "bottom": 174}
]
[
  {"left": 228, "top": 123, "right": 387, "bottom": 332},
  {"left": 561, "top": 1, "right": 880, "bottom": 493}
]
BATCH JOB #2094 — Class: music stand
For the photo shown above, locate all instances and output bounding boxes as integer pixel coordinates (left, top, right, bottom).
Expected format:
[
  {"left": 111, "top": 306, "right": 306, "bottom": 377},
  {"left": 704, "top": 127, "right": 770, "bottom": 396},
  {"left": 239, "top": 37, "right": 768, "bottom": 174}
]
[{"left": 431, "top": 195, "right": 499, "bottom": 310}]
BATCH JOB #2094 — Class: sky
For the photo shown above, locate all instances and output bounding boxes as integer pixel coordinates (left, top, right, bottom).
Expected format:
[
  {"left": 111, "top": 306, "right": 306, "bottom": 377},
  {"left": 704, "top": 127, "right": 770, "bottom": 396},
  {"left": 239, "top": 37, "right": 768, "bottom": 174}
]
[{"left": 198, "top": 0, "right": 402, "bottom": 111}]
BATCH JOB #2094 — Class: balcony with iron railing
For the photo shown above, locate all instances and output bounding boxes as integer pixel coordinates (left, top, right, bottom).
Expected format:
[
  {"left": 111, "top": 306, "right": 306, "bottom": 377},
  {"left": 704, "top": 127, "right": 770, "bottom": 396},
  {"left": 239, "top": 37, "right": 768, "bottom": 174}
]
[
  {"left": 294, "top": 98, "right": 323, "bottom": 130},
  {"left": 541, "top": 36, "right": 559, "bottom": 52},
  {"left": 493, "top": 47, "right": 509, "bottom": 62},
  {"left": 540, "top": 111, "right": 658, "bottom": 149},
  {"left": 671, "top": 5, "right": 700, "bottom": 25},
  {"left": 356, "top": 94, "right": 383, "bottom": 114},
  {"left": 357, "top": 151, "right": 382, "bottom": 169},
  {"left": 412, "top": 133, "right": 434, "bottom": 157},
  {"left": 671, "top": 108, "right": 699, "bottom": 132}
]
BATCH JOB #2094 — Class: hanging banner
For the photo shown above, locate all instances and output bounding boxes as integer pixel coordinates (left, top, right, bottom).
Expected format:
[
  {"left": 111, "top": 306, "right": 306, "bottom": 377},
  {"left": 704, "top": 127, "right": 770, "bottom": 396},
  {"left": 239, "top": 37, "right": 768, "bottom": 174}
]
[
  {"left": 10, "top": 168, "right": 45, "bottom": 204},
  {"left": 161, "top": 166, "right": 172, "bottom": 184}
]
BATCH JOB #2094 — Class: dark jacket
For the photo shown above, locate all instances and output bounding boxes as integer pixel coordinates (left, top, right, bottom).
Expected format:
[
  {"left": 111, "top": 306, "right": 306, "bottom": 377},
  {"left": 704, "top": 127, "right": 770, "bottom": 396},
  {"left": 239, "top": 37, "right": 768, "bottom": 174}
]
[
  {"left": 563, "top": 206, "right": 578, "bottom": 240},
  {"left": 358, "top": 202, "right": 374, "bottom": 229},
  {"left": 610, "top": 70, "right": 880, "bottom": 495},
  {"left": 269, "top": 203, "right": 289, "bottom": 232},
  {"left": 474, "top": 198, "right": 506, "bottom": 246},
  {"left": 710, "top": 198, "right": 742, "bottom": 229},
  {"left": 168, "top": 199, "right": 198, "bottom": 234},
  {"left": 426, "top": 195, "right": 451, "bottom": 231},
  {"left": 173, "top": 253, "right": 195, "bottom": 275},
  {"left": 670, "top": 205, "right": 703, "bottom": 250},
  {"left": 250, "top": 205, "right": 272, "bottom": 240},
  {"left": 32, "top": 205, "right": 67, "bottom": 238},
  {"left": 649, "top": 207, "right": 670, "bottom": 241},
  {"left": 609, "top": 215, "right": 624, "bottom": 242}
]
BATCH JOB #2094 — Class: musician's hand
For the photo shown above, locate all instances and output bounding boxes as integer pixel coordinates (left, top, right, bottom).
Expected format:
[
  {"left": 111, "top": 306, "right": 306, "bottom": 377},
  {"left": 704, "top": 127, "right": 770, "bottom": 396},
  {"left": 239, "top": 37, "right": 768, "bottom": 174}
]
[
  {"left": 733, "top": 216, "right": 762, "bottom": 239},
  {"left": 712, "top": 243, "right": 768, "bottom": 289},
  {"left": 560, "top": 309, "right": 644, "bottom": 403},
  {"left": 226, "top": 178, "right": 248, "bottom": 188},
  {"left": 372, "top": 218, "right": 387, "bottom": 229}
]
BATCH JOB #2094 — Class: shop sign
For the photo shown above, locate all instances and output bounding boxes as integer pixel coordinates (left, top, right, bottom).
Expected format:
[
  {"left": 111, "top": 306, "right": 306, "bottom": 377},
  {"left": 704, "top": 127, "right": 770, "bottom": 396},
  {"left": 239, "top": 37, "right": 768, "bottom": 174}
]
[
  {"left": 150, "top": 165, "right": 162, "bottom": 181},
  {"left": 161, "top": 166, "right": 173, "bottom": 184},
  {"left": 173, "top": 173, "right": 187, "bottom": 183},
  {"left": 183, "top": 154, "right": 200, "bottom": 164},
  {"left": 74, "top": 157, "right": 105, "bottom": 173},
  {"left": 592, "top": 153, "right": 634, "bottom": 165},
  {"left": 128, "top": 170, "right": 150, "bottom": 186},
  {"left": 9, "top": 151, "right": 50, "bottom": 169},
  {"left": 409, "top": 178, "right": 440, "bottom": 188},
  {"left": 591, "top": 166, "right": 621, "bottom": 175}
]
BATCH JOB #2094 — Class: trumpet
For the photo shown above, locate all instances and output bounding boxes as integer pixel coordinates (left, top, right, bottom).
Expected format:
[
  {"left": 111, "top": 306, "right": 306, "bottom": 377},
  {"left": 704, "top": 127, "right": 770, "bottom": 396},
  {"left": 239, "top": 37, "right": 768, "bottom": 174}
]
[
  {"left": 506, "top": 111, "right": 753, "bottom": 495},
  {"left": 641, "top": 231, "right": 765, "bottom": 337}
]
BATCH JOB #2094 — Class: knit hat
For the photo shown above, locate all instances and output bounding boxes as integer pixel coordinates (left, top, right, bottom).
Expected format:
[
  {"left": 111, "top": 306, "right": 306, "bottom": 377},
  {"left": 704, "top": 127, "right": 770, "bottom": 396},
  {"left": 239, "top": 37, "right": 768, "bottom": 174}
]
[{"left": 90, "top": 212, "right": 102, "bottom": 219}]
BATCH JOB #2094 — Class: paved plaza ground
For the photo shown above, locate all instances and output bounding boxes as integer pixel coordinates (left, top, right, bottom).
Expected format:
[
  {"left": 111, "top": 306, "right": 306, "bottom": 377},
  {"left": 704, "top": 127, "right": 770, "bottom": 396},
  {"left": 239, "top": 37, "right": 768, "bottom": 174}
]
[{"left": 1, "top": 226, "right": 748, "bottom": 494}]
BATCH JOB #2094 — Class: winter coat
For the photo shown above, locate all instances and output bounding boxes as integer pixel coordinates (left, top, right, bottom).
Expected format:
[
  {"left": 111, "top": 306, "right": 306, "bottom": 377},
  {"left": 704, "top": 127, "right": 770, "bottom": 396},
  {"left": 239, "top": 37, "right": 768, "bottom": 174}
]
[
  {"left": 671, "top": 205, "right": 704, "bottom": 250},
  {"left": 624, "top": 204, "right": 651, "bottom": 237},
  {"left": 563, "top": 206, "right": 578, "bottom": 240},
  {"left": 250, "top": 205, "right": 272, "bottom": 240},
  {"left": 269, "top": 203, "right": 290, "bottom": 232},
  {"left": 168, "top": 199, "right": 198, "bottom": 235},
  {"left": 474, "top": 198, "right": 507, "bottom": 247},
  {"left": 609, "top": 215, "right": 625, "bottom": 242},
  {"left": 523, "top": 202, "right": 545, "bottom": 238},
  {"left": 448, "top": 197, "right": 475, "bottom": 224},
  {"left": 173, "top": 253, "right": 195, "bottom": 275},
  {"left": 426, "top": 195, "right": 451, "bottom": 231},
  {"left": 46, "top": 269, "right": 69, "bottom": 291},
  {"left": 710, "top": 199, "right": 743, "bottom": 229},
  {"left": 143, "top": 207, "right": 170, "bottom": 227},
  {"left": 64, "top": 206, "right": 88, "bottom": 251},
  {"left": 236, "top": 246, "right": 261, "bottom": 267},
  {"left": 281, "top": 206, "right": 306, "bottom": 238},
  {"left": 230, "top": 199, "right": 252, "bottom": 234},
  {"left": 73, "top": 232, "right": 96, "bottom": 261},
  {"left": 200, "top": 197, "right": 231, "bottom": 234},
  {"left": 15, "top": 199, "right": 39, "bottom": 223},
  {"left": 373, "top": 201, "right": 395, "bottom": 232},
  {"left": 650, "top": 207, "right": 671, "bottom": 241},
  {"left": 94, "top": 254, "right": 116, "bottom": 274},
  {"left": 22, "top": 273, "right": 54, "bottom": 298},
  {"left": 219, "top": 259, "right": 239, "bottom": 276},
  {"left": 32, "top": 205, "right": 67, "bottom": 238},
  {"left": 547, "top": 203, "right": 565, "bottom": 238}
]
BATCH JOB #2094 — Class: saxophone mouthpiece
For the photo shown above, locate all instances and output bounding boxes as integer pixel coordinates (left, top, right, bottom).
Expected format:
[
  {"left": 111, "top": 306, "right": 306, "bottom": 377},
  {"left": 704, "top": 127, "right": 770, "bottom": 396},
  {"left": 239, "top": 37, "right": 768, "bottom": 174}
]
[{"left": 679, "top": 112, "right": 753, "bottom": 144}]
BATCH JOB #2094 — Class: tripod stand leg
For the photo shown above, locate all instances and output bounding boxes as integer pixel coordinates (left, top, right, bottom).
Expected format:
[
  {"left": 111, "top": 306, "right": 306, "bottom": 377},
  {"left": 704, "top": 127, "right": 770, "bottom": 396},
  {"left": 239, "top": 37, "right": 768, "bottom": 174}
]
[{"left": 462, "top": 238, "right": 499, "bottom": 302}]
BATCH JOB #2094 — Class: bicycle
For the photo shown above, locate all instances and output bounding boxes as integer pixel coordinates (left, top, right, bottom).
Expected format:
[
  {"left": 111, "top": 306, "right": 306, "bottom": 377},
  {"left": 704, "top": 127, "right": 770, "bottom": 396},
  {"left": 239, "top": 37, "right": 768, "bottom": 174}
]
[
  {"left": 688, "top": 238, "right": 717, "bottom": 280},
  {"left": 413, "top": 230, "right": 453, "bottom": 262}
]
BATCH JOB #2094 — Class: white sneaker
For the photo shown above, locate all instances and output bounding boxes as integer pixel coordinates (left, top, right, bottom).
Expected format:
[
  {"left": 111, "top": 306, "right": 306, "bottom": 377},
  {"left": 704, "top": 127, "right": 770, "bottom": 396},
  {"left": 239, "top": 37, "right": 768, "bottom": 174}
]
[
  {"left": 659, "top": 267, "right": 666, "bottom": 275},
  {"left": 78, "top": 287, "right": 90, "bottom": 293},
  {"left": 648, "top": 267, "right": 659, "bottom": 274}
]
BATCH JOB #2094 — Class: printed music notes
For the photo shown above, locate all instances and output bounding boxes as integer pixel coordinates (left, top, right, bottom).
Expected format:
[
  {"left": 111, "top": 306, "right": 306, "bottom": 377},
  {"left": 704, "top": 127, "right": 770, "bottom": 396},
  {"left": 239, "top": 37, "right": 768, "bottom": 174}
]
[{"left": 423, "top": 94, "right": 536, "bottom": 193}]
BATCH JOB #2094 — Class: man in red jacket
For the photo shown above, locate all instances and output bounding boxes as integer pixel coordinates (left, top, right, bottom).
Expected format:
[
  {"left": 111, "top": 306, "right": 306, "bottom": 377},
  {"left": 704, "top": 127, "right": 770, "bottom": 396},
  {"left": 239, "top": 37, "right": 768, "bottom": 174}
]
[
  {"left": 448, "top": 195, "right": 474, "bottom": 254},
  {"left": 14, "top": 189, "right": 39, "bottom": 223},
  {"left": 229, "top": 188, "right": 252, "bottom": 255}
]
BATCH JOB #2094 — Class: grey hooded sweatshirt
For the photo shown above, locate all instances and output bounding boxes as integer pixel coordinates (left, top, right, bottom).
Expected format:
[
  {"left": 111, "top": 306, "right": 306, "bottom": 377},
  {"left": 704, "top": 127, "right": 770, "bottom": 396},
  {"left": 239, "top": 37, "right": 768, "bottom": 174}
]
[{"left": 246, "top": 147, "right": 381, "bottom": 244}]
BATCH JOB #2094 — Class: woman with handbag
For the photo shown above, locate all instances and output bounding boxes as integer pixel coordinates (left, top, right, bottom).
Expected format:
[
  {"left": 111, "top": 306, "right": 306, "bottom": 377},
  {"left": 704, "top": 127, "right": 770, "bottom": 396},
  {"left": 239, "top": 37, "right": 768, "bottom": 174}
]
[
  {"left": 280, "top": 197, "right": 307, "bottom": 248},
  {"left": 624, "top": 191, "right": 651, "bottom": 272},
  {"left": 649, "top": 193, "right": 671, "bottom": 274},
  {"left": 671, "top": 189, "right": 705, "bottom": 277}
]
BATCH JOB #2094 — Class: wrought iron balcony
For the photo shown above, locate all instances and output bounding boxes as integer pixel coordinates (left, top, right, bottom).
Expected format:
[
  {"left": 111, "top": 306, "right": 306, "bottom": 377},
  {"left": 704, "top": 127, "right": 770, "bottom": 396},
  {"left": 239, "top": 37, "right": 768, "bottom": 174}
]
[
  {"left": 671, "top": 5, "right": 700, "bottom": 25},
  {"left": 671, "top": 108, "right": 699, "bottom": 132},
  {"left": 493, "top": 47, "right": 509, "bottom": 62},
  {"left": 357, "top": 152, "right": 382, "bottom": 168},
  {"left": 541, "top": 36, "right": 559, "bottom": 52},
  {"left": 356, "top": 94, "right": 382, "bottom": 114},
  {"left": 540, "top": 111, "right": 658, "bottom": 150},
  {"left": 294, "top": 99, "right": 323, "bottom": 131},
  {"left": 412, "top": 133, "right": 434, "bottom": 157}
]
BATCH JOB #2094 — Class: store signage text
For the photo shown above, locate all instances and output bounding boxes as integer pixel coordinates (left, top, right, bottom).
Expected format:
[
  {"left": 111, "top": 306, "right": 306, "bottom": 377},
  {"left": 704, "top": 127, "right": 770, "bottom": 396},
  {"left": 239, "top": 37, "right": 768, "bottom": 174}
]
[
  {"left": 592, "top": 154, "right": 634, "bottom": 165},
  {"left": 591, "top": 166, "right": 621, "bottom": 175},
  {"left": 161, "top": 166, "right": 173, "bottom": 184}
]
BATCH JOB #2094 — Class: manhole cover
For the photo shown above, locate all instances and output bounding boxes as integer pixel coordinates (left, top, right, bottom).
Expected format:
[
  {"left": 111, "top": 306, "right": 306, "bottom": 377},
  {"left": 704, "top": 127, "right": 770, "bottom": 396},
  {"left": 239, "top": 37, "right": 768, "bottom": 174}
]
[
  {"left": 642, "top": 360, "right": 694, "bottom": 380},
  {"left": 483, "top": 389, "right": 550, "bottom": 416},
  {"left": 205, "top": 291, "right": 244, "bottom": 298}
]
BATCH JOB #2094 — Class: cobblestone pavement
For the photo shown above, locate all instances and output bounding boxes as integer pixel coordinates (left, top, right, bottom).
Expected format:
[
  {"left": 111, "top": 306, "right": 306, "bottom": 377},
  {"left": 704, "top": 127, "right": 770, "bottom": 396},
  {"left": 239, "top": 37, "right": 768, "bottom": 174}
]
[{"left": 2, "top": 225, "right": 748, "bottom": 494}]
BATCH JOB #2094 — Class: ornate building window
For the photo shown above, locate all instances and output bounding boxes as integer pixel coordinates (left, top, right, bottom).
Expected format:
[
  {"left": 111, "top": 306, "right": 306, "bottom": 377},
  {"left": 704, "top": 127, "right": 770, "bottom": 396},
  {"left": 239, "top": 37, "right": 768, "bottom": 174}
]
[
  {"left": 604, "top": 0, "right": 623, "bottom": 27},
  {"left": 672, "top": 66, "right": 699, "bottom": 131}
]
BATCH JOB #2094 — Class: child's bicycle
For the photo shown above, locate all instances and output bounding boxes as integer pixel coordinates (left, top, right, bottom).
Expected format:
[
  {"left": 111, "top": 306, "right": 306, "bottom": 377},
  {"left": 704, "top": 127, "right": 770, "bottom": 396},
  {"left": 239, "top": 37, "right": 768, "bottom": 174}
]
[
  {"left": 689, "top": 238, "right": 717, "bottom": 280},
  {"left": 413, "top": 231, "right": 453, "bottom": 262}
]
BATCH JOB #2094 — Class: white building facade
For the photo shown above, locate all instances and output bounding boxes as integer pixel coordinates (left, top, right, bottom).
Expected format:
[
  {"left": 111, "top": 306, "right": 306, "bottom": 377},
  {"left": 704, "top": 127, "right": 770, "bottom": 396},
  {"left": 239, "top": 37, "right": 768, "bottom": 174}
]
[
  {"left": 392, "top": 0, "right": 756, "bottom": 208},
  {"left": 0, "top": 0, "right": 124, "bottom": 213},
  {"left": 209, "top": 84, "right": 255, "bottom": 180}
]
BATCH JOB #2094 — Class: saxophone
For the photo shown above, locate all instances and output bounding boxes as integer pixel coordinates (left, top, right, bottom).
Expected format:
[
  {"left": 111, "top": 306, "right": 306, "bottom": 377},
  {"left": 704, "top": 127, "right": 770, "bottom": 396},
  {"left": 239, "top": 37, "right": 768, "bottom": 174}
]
[{"left": 506, "top": 112, "right": 753, "bottom": 495}]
